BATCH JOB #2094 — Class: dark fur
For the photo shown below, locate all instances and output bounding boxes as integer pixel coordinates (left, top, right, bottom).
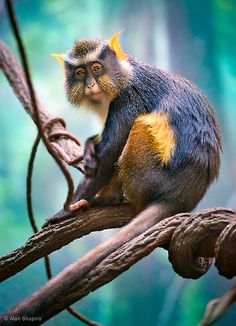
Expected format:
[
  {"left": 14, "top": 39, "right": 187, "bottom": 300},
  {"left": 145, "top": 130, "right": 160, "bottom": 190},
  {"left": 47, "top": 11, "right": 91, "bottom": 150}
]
[{"left": 73, "top": 56, "right": 221, "bottom": 214}]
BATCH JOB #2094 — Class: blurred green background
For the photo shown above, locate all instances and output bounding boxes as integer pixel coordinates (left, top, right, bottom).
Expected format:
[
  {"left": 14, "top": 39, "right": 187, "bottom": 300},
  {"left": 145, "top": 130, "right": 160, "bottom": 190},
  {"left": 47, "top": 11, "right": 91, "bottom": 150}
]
[{"left": 0, "top": 0, "right": 236, "bottom": 325}]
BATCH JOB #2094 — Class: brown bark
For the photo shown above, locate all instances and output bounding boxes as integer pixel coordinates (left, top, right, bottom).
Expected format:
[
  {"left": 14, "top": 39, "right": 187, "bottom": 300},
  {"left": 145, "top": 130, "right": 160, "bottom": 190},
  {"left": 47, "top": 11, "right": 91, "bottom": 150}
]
[{"left": 0, "top": 205, "right": 134, "bottom": 282}]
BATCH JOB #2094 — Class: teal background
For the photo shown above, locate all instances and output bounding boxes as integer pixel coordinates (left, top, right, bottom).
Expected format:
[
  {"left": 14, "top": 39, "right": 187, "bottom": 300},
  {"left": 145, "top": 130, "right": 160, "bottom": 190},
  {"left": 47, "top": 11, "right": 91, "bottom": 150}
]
[{"left": 0, "top": 0, "right": 236, "bottom": 325}]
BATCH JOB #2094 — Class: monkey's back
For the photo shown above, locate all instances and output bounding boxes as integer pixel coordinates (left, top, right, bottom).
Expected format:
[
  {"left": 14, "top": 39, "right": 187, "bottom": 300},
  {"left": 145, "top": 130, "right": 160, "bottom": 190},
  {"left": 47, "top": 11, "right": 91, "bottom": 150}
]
[{"left": 118, "top": 60, "right": 221, "bottom": 212}]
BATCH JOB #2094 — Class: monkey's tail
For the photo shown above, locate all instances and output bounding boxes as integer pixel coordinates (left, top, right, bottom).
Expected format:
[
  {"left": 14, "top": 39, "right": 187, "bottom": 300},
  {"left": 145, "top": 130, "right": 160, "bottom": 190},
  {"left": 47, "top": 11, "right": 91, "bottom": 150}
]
[
  {"left": 4, "top": 202, "right": 173, "bottom": 322},
  {"left": 77, "top": 202, "right": 173, "bottom": 273}
]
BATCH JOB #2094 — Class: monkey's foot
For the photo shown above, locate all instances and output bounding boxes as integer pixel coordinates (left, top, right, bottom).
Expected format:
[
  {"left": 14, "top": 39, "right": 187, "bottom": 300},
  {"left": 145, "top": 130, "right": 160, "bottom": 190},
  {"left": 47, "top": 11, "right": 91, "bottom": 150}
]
[{"left": 42, "top": 199, "right": 89, "bottom": 228}]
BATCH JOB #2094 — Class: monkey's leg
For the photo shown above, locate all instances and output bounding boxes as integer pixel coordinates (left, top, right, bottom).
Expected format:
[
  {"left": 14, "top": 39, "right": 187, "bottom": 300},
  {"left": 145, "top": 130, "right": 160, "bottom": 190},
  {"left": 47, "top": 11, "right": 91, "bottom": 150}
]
[
  {"left": 118, "top": 113, "right": 174, "bottom": 212},
  {"left": 119, "top": 112, "right": 211, "bottom": 214}
]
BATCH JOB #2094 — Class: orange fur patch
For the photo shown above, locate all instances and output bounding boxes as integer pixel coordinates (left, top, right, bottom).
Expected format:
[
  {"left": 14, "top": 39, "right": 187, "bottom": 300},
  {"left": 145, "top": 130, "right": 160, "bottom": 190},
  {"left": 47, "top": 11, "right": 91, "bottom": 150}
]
[
  {"left": 108, "top": 32, "right": 128, "bottom": 61},
  {"left": 135, "top": 112, "right": 176, "bottom": 164},
  {"left": 98, "top": 74, "right": 119, "bottom": 99},
  {"left": 118, "top": 112, "right": 176, "bottom": 211}
]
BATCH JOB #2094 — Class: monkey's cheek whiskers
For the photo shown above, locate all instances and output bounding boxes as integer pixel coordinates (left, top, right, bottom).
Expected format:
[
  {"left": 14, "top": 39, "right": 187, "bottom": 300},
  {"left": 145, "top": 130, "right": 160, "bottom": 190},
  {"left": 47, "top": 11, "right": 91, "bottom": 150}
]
[{"left": 67, "top": 85, "right": 84, "bottom": 106}]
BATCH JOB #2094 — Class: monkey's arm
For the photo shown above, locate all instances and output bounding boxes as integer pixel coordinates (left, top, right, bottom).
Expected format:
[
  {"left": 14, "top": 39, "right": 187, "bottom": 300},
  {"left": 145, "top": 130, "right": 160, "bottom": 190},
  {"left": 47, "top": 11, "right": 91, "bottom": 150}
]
[{"left": 73, "top": 107, "right": 130, "bottom": 204}]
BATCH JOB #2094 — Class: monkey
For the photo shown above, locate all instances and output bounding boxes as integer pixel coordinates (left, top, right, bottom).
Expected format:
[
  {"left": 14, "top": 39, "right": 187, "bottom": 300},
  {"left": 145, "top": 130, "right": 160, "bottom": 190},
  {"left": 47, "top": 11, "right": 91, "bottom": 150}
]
[
  {"left": 0, "top": 33, "right": 222, "bottom": 322},
  {"left": 44, "top": 31, "right": 221, "bottom": 256}
]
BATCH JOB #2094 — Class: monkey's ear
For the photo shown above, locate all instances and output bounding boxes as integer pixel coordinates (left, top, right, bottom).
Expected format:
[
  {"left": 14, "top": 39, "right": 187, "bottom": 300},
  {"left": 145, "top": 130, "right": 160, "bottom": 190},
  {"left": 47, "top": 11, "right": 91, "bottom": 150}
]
[
  {"left": 108, "top": 31, "right": 128, "bottom": 61},
  {"left": 51, "top": 53, "right": 65, "bottom": 68}
]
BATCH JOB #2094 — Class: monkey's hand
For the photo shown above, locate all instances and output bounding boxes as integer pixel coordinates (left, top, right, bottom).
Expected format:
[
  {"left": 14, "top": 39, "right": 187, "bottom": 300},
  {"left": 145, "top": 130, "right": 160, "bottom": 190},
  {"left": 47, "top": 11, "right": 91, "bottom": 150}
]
[
  {"left": 43, "top": 136, "right": 99, "bottom": 227},
  {"left": 84, "top": 136, "right": 99, "bottom": 177}
]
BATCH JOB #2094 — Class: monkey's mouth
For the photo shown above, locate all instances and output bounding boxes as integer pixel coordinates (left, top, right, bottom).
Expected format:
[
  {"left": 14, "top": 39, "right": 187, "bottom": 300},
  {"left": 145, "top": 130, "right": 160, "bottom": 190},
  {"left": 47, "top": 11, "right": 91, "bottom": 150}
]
[{"left": 87, "top": 91, "right": 104, "bottom": 101}]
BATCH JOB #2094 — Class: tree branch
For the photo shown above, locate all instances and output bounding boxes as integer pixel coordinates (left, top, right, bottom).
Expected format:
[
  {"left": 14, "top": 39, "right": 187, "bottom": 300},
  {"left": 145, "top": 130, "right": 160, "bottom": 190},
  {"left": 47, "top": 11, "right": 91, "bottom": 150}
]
[
  {"left": 0, "top": 205, "right": 134, "bottom": 282},
  {"left": 200, "top": 280, "right": 236, "bottom": 326},
  {"left": 0, "top": 208, "right": 235, "bottom": 325}
]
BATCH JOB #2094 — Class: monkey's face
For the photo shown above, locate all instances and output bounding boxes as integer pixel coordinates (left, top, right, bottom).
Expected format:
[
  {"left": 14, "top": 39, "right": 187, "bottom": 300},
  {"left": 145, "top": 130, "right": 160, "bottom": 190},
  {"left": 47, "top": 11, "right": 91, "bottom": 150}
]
[{"left": 63, "top": 35, "right": 132, "bottom": 109}]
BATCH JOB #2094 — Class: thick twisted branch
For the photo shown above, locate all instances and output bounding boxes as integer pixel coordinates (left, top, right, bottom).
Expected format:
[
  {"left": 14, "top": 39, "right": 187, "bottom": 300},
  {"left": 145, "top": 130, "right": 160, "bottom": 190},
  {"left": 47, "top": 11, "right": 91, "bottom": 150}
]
[{"left": 0, "top": 208, "right": 236, "bottom": 324}]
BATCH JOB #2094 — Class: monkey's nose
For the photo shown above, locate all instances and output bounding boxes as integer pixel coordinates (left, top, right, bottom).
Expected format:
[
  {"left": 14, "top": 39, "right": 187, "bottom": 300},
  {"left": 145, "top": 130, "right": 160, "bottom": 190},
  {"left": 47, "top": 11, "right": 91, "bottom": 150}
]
[{"left": 87, "top": 83, "right": 95, "bottom": 89}]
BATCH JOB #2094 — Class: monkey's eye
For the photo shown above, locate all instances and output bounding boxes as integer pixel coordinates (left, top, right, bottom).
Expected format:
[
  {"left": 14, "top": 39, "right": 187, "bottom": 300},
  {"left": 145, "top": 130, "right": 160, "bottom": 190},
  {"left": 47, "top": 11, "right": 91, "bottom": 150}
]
[
  {"left": 75, "top": 67, "right": 86, "bottom": 77},
  {"left": 91, "top": 63, "right": 102, "bottom": 74}
]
